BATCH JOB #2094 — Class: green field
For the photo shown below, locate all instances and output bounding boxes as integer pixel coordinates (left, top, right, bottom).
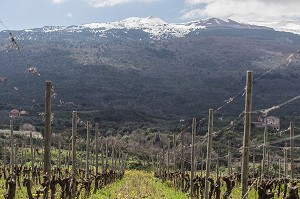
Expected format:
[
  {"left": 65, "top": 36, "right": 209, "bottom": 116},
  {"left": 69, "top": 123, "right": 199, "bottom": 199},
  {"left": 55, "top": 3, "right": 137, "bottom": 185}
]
[{"left": 91, "top": 170, "right": 189, "bottom": 199}]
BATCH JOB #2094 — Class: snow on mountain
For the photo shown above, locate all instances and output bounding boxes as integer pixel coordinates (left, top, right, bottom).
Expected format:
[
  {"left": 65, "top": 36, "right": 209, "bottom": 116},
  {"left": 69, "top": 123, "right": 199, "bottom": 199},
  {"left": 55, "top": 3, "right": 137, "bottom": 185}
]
[
  {"left": 248, "top": 20, "right": 300, "bottom": 35},
  {"left": 22, "top": 17, "right": 276, "bottom": 39},
  {"left": 80, "top": 16, "right": 205, "bottom": 38}
]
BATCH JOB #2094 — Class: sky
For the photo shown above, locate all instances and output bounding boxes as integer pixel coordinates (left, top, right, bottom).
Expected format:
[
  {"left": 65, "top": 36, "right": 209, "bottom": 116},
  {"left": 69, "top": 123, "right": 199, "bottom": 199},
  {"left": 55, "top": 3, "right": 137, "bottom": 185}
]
[{"left": 1, "top": 0, "right": 300, "bottom": 30}]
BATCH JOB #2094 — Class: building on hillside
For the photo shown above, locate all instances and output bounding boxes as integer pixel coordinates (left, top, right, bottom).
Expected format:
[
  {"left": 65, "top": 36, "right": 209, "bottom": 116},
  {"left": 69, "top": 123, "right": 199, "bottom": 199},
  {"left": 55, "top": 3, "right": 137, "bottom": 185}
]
[
  {"left": 9, "top": 109, "right": 20, "bottom": 118},
  {"left": 20, "top": 110, "right": 29, "bottom": 116},
  {"left": 252, "top": 115, "right": 280, "bottom": 131}
]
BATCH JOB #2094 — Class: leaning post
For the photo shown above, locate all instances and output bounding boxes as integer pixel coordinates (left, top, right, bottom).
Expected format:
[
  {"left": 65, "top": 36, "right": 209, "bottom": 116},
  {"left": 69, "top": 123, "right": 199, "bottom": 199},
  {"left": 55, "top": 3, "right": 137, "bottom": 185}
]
[
  {"left": 241, "top": 71, "right": 253, "bottom": 199},
  {"left": 204, "top": 109, "right": 214, "bottom": 199},
  {"left": 43, "top": 81, "right": 52, "bottom": 175},
  {"left": 290, "top": 121, "right": 295, "bottom": 179}
]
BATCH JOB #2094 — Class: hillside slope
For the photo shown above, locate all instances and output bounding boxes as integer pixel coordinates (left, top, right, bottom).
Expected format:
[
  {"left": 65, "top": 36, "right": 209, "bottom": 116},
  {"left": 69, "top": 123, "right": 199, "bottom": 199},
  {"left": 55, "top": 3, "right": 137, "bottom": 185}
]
[{"left": 0, "top": 18, "right": 300, "bottom": 127}]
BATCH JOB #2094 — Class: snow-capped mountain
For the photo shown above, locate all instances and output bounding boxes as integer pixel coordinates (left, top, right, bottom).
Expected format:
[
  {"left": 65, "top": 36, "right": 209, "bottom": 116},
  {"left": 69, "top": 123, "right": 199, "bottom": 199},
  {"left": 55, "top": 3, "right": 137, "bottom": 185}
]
[
  {"left": 21, "top": 17, "right": 273, "bottom": 40},
  {"left": 248, "top": 20, "right": 300, "bottom": 35}
]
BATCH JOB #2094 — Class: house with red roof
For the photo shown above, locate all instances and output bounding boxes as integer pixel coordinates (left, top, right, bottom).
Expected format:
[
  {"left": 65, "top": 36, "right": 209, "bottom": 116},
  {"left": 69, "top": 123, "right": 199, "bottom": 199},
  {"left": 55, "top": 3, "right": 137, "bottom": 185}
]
[{"left": 9, "top": 109, "right": 20, "bottom": 118}]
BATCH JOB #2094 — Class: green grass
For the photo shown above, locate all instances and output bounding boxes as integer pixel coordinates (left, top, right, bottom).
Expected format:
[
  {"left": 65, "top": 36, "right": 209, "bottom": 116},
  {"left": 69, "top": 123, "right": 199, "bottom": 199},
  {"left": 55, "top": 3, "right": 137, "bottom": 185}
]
[{"left": 90, "top": 170, "right": 189, "bottom": 199}]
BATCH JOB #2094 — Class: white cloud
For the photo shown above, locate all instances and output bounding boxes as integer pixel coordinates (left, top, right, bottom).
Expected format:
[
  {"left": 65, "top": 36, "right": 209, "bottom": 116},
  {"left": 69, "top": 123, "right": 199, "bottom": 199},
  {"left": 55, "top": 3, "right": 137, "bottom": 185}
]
[
  {"left": 185, "top": 0, "right": 215, "bottom": 5},
  {"left": 52, "top": 0, "right": 68, "bottom": 4},
  {"left": 181, "top": 0, "right": 300, "bottom": 22},
  {"left": 65, "top": 12, "right": 73, "bottom": 18},
  {"left": 86, "top": 0, "right": 158, "bottom": 8}
]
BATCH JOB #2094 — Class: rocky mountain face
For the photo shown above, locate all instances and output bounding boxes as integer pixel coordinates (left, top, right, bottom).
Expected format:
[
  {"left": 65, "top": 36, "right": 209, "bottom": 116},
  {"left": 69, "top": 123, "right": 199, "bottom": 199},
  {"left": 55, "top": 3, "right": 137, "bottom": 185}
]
[{"left": 1, "top": 17, "right": 300, "bottom": 125}]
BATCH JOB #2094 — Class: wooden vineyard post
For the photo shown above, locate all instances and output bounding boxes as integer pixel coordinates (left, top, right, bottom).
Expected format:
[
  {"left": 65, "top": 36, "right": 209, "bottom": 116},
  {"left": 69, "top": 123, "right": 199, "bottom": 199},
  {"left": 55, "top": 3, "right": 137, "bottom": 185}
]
[
  {"left": 44, "top": 81, "right": 52, "bottom": 175},
  {"left": 30, "top": 132, "right": 34, "bottom": 179},
  {"left": 262, "top": 127, "right": 267, "bottom": 177},
  {"left": 158, "top": 153, "right": 162, "bottom": 178},
  {"left": 105, "top": 139, "right": 108, "bottom": 172},
  {"left": 252, "top": 150, "right": 255, "bottom": 178},
  {"left": 201, "top": 151, "right": 204, "bottom": 177},
  {"left": 216, "top": 147, "right": 220, "bottom": 178},
  {"left": 278, "top": 159, "right": 281, "bottom": 179},
  {"left": 14, "top": 144, "right": 17, "bottom": 166},
  {"left": 266, "top": 152, "right": 270, "bottom": 176},
  {"left": 4, "top": 141, "right": 7, "bottom": 166},
  {"left": 21, "top": 142, "right": 24, "bottom": 166},
  {"left": 86, "top": 121, "right": 91, "bottom": 180},
  {"left": 58, "top": 138, "right": 61, "bottom": 169},
  {"left": 290, "top": 122, "right": 295, "bottom": 179},
  {"left": 173, "top": 134, "right": 176, "bottom": 172},
  {"left": 39, "top": 147, "right": 42, "bottom": 168},
  {"left": 151, "top": 155, "right": 155, "bottom": 172},
  {"left": 162, "top": 146, "right": 165, "bottom": 182},
  {"left": 180, "top": 131, "right": 185, "bottom": 191},
  {"left": 101, "top": 137, "right": 104, "bottom": 173},
  {"left": 284, "top": 144, "right": 287, "bottom": 177},
  {"left": 205, "top": 109, "right": 214, "bottom": 199},
  {"left": 24, "top": 145, "right": 27, "bottom": 165},
  {"left": 194, "top": 156, "right": 198, "bottom": 178},
  {"left": 71, "top": 111, "right": 77, "bottom": 198},
  {"left": 241, "top": 71, "right": 253, "bottom": 199},
  {"left": 167, "top": 138, "right": 170, "bottom": 179},
  {"left": 10, "top": 120, "right": 14, "bottom": 168},
  {"left": 95, "top": 123, "right": 99, "bottom": 175},
  {"left": 228, "top": 141, "right": 232, "bottom": 175},
  {"left": 67, "top": 143, "right": 71, "bottom": 170},
  {"left": 190, "top": 118, "right": 196, "bottom": 198},
  {"left": 118, "top": 149, "right": 121, "bottom": 171},
  {"left": 111, "top": 140, "right": 115, "bottom": 170}
]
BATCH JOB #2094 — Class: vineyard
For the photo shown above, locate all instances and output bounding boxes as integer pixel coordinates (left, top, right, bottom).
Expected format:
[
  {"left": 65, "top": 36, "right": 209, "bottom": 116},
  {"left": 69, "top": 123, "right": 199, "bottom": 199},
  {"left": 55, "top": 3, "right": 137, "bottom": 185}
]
[
  {"left": 1, "top": 69, "right": 300, "bottom": 199},
  {"left": 1, "top": 18, "right": 300, "bottom": 199}
]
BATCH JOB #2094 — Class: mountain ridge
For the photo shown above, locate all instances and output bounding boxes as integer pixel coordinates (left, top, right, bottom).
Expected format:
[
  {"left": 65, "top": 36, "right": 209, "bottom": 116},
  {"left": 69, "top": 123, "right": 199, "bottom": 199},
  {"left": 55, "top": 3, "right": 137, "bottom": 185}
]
[
  {"left": 16, "top": 17, "right": 274, "bottom": 39},
  {"left": 1, "top": 17, "right": 300, "bottom": 129}
]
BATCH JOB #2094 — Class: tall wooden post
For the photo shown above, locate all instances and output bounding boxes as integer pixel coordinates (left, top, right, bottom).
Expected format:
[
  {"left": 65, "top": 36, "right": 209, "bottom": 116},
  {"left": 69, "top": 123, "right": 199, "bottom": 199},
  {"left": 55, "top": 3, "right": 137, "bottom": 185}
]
[
  {"left": 67, "top": 143, "right": 71, "bottom": 170},
  {"left": 72, "top": 111, "right": 77, "bottom": 178},
  {"left": 284, "top": 145, "right": 287, "bottom": 178},
  {"left": 162, "top": 147, "right": 165, "bottom": 182},
  {"left": 190, "top": 118, "right": 196, "bottom": 198},
  {"left": 151, "top": 155, "right": 155, "bottom": 172},
  {"left": 30, "top": 132, "right": 34, "bottom": 178},
  {"left": 101, "top": 137, "right": 104, "bottom": 173},
  {"left": 71, "top": 111, "right": 77, "bottom": 199},
  {"left": 167, "top": 138, "right": 170, "bottom": 178},
  {"left": 158, "top": 153, "right": 162, "bottom": 178},
  {"left": 252, "top": 150, "right": 255, "bottom": 178},
  {"left": 205, "top": 109, "right": 214, "bottom": 199},
  {"left": 14, "top": 144, "right": 17, "bottom": 166},
  {"left": 43, "top": 81, "right": 52, "bottom": 175},
  {"left": 216, "top": 147, "right": 220, "bottom": 178},
  {"left": 105, "top": 139, "right": 108, "bottom": 172},
  {"left": 21, "top": 142, "right": 24, "bottom": 165},
  {"left": 95, "top": 123, "right": 99, "bottom": 175},
  {"left": 10, "top": 120, "right": 14, "bottom": 168},
  {"left": 266, "top": 152, "right": 270, "bottom": 176},
  {"left": 180, "top": 131, "right": 185, "bottom": 191},
  {"left": 262, "top": 127, "right": 268, "bottom": 177},
  {"left": 278, "top": 159, "right": 281, "bottom": 179},
  {"left": 290, "top": 122, "right": 295, "bottom": 179},
  {"left": 4, "top": 141, "right": 7, "bottom": 166},
  {"left": 241, "top": 71, "right": 253, "bottom": 199},
  {"left": 118, "top": 149, "right": 121, "bottom": 171},
  {"left": 173, "top": 134, "right": 176, "bottom": 172},
  {"left": 228, "top": 141, "right": 232, "bottom": 175},
  {"left": 111, "top": 140, "right": 115, "bottom": 170},
  {"left": 58, "top": 139, "right": 61, "bottom": 169},
  {"left": 86, "top": 121, "right": 91, "bottom": 179}
]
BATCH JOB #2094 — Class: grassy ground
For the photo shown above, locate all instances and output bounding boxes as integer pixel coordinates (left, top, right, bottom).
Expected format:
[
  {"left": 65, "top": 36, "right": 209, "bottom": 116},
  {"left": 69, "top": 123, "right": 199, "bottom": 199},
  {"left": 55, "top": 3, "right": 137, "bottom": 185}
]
[{"left": 90, "top": 170, "right": 189, "bottom": 199}]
